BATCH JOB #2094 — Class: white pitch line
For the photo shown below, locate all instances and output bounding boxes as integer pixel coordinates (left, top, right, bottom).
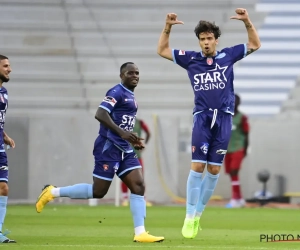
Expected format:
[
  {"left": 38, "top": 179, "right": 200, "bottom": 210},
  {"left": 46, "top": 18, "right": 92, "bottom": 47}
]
[{"left": 17, "top": 245, "right": 300, "bottom": 250}]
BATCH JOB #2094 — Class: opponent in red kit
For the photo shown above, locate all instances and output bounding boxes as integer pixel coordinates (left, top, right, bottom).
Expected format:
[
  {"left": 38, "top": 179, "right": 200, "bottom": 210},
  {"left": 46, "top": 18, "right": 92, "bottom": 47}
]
[{"left": 225, "top": 94, "right": 249, "bottom": 208}]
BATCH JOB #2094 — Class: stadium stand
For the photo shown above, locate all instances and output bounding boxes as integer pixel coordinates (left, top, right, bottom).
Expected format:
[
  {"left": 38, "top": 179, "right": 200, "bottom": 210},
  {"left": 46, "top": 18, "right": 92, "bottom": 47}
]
[
  {"left": 2, "top": 0, "right": 300, "bottom": 205},
  {"left": 0, "top": 0, "right": 275, "bottom": 118}
]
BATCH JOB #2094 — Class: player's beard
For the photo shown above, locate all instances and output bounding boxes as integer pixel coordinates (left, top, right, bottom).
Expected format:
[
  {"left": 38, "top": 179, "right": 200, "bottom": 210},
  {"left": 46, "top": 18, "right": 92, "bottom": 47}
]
[
  {"left": 0, "top": 74, "right": 9, "bottom": 83},
  {"left": 205, "top": 49, "right": 215, "bottom": 57}
]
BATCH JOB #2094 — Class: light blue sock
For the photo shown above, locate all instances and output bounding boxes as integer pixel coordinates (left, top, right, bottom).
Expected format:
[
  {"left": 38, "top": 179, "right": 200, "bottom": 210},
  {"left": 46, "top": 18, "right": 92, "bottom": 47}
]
[
  {"left": 0, "top": 196, "right": 7, "bottom": 232},
  {"left": 196, "top": 172, "right": 220, "bottom": 215},
  {"left": 59, "top": 183, "right": 93, "bottom": 199},
  {"left": 130, "top": 194, "right": 146, "bottom": 228},
  {"left": 186, "top": 170, "right": 202, "bottom": 218}
]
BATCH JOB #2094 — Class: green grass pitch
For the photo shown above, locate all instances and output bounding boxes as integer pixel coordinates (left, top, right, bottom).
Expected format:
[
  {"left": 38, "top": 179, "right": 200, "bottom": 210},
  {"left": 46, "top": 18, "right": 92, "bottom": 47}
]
[{"left": 3, "top": 204, "right": 300, "bottom": 249}]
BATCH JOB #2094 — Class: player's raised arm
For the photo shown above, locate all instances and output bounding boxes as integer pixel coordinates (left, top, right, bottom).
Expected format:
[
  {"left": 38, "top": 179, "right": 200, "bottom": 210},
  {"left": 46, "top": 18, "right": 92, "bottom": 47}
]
[
  {"left": 230, "top": 8, "right": 261, "bottom": 56},
  {"left": 157, "top": 13, "right": 184, "bottom": 61}
]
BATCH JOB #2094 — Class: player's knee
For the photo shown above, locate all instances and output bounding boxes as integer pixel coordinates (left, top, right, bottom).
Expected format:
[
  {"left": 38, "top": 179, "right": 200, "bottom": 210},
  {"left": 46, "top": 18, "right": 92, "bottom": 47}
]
[
  {"left": 92, "top": 186, "right": 108, "bottom": 199},
  {"left": 0, "top": 182, "right": 8, "bottom": 196},
  {"left": 207, "top": 165, "right": 221, "bottom": 175},
  {"left": 191, "top": 162, "right": 206, "bottom": 173},
  {"left": 130, "top": 180, "right": 145, "bottom": 196}
]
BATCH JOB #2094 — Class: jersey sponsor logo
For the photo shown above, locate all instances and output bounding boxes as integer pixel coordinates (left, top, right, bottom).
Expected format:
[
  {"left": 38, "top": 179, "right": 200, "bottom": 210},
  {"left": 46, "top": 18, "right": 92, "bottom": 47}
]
[
  {"left": 193, "top": 63, "right": 228, "bottom": 91},
  {"left": 179, "top": 50, "right": 185, "bottom": 55},
  {"left": 124, "top": 98, "right": 138, "bottom": 108},
  {"left": 119, "top": 115, "right": 136, "bottom": 131},
  {"left": 200, "top": 142, "right": 209, "bottom": 155},
  {"left": 215, "top": 52, "right": 226, "bottom": 59},
  {"left": 216, "top": 149, "right": 227, "bottom": 155},
  {"left": 103, "top": 96, "right": 117, "bottom": 107}
]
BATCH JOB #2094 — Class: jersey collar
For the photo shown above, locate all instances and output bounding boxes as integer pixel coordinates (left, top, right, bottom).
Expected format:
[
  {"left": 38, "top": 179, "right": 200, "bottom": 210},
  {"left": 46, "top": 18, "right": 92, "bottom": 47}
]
[
  {"left": 119, "top": 83, "right": 134, "bottom": 95},
  {"left": 200, "top": 50, "right": 220, "bottom": 58}
]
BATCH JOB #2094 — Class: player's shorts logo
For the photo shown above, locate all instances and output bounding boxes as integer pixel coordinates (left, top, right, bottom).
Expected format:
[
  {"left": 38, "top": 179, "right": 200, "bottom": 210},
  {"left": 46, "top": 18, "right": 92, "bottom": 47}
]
[
  {"left": 103, "top": 164, "right": 109, "bottom": 171},
  {"left": 216, "top": 149, "right": 227, "bottom": 155},
  {"left": 0, "top": 166, "right": 8, "bottom": 171},
  {"left": 206, "top": 57, "right": 213, "bottom": 65},
  {"left": 113, "top": 163, "right": 119, "bottom": 173},
  {"left": 200, "top": 143, "right": 209, "bottom": 155}
]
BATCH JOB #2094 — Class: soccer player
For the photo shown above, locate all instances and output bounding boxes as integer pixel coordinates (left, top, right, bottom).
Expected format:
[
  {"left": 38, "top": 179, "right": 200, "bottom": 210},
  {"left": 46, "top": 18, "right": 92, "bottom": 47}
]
[
  {"left": 35, "top": 62, "right": 164, "bottom": 243},
  {"left": 225, "top": 94, "right": 249, "bottom": 208},
  {"left": 157, "top": 8, "right": 260, "bottom": 239},
  {"left": 0, "top": 55, "right": 16, "bottom": 243},
  {"left": 121, "top": 118, "right": 152, "bottom": 207}
]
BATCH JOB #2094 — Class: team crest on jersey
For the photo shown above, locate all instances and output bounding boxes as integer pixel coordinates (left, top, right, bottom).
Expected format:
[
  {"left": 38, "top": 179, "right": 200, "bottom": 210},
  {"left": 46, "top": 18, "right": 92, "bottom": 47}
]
[
  {"left": 206, "top": 57, "right": 213, "bottom": 65},
  {"left": 179, "top": 50, "right": 185, "bottom": 55},
  {"left": 103, "top": 96, "right": 117, "bottom": 107},
  {"left": 103, "top": 164, "right": 109, "bottom": 171}
]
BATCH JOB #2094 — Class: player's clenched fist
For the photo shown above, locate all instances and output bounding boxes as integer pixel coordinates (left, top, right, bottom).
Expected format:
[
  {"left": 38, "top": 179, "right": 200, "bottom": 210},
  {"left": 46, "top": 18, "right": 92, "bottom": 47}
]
[
  {"left": 230, "top": 8, "right": 250, "bottom": 22},
  {"left": 165, "top": 13, "right": 184, "bottom": 26}
]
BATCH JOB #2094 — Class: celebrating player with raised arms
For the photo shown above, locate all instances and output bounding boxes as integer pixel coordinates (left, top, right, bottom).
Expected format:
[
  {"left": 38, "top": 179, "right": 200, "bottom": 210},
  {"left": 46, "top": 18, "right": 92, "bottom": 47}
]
[{"left": 157, "top": 8, "right": 260, "bottom": 239}]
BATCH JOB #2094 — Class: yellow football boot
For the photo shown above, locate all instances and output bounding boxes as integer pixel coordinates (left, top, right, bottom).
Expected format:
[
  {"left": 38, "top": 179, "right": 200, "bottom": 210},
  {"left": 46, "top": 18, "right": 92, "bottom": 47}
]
[{"left": 35, "top": 185, "right": 55, "bottom": 213}]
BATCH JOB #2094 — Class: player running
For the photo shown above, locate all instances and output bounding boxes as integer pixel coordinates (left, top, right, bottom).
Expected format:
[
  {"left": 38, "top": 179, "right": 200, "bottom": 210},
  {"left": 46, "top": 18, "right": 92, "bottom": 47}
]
[
  {"left": 35, "top": 62, "right": 164, "bottom": 243},
  {"left": 157, "top": 8, "right": 260, "bottom": 239}
]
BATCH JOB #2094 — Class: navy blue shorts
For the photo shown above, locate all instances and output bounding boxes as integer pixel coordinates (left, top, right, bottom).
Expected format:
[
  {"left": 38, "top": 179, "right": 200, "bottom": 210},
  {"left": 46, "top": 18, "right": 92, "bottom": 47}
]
[
  {"left": 191, "top": 110, "right": 232, "bottom": 166},
  {"left": 93, "top": 136, "right": 141, "bottom": 181},
  {"left": 0, "top": 152, "right": 8, "bottom": 182}
]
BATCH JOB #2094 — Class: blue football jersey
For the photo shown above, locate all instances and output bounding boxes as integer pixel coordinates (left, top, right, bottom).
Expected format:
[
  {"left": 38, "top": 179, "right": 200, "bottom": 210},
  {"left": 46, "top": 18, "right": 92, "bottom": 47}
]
[
  {"left": 99, "top": 83, "right": 138, "bottom": 152},
  {"left": 0, "top": 87, "right": 8, "bottom": 152},
  {"left": 172, "top": 44, "right": 247, "bottom": 114}
]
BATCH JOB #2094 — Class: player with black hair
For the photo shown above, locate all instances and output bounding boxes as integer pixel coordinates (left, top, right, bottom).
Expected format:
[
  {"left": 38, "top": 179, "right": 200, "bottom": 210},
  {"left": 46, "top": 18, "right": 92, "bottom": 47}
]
[
  {"left": 157, "top": 8, "right": 260, "bottom": 239},
  {"left": 36, "top": 62, "right": 164, "bottom": 243},
  {"left": 0, "top": 54, "right": 16, "bottom": 244}
]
